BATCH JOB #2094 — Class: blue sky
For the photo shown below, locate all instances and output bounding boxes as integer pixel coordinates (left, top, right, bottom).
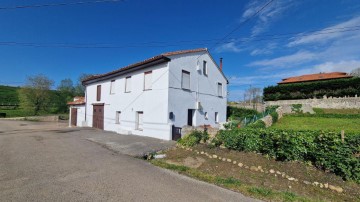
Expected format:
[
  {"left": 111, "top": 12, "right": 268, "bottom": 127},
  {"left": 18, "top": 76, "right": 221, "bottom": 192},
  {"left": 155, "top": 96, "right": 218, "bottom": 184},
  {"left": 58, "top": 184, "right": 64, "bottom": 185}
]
[{"left": 1, "top": 0, "right": 360, "bottom": 101}]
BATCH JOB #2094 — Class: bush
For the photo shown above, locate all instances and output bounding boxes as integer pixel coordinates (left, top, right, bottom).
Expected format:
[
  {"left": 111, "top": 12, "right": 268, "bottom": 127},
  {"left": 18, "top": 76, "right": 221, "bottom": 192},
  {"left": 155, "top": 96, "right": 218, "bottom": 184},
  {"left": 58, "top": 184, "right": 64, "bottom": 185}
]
[
  {"left": 213, "top": 128, "right": 360, "bottom": 183},
  {"left": 291, "top": 104, "right": 302, "bottom": 113},
  {"left": 227, "top": 106, "right": 258, "bottom": 120},
  {"left": 270, "top": 112, "right": 279, "bottom": 123},
  {"left": 263, "top": 77, "right": 360, "bottom": 101},
  {"left": 247, "top": 120, "right": 266, "bottom": 129},
  {"left": 178, "top": 130, "right": 209, "bottom": 147}
]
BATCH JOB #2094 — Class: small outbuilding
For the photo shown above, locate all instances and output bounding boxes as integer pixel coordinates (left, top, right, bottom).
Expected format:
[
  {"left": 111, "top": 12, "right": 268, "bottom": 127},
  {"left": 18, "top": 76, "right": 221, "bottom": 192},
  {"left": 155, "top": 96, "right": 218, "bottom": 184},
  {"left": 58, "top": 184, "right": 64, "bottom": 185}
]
[{"left": 67, "top": 96, "right": 86, "bottom": 127}]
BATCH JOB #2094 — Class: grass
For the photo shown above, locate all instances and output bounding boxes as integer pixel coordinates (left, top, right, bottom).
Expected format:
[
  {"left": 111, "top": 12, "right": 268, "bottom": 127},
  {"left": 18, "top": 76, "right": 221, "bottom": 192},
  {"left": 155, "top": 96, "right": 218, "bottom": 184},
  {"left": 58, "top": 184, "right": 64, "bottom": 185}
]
[
  {"left": 272, "top": 116, "right": 360, "bottom": 133},
  {"left": 151, "top": 160, "right": 311, "bottom": 202},
  {"left": 313, "top": 108, "right": 360, "bottom": 114}
]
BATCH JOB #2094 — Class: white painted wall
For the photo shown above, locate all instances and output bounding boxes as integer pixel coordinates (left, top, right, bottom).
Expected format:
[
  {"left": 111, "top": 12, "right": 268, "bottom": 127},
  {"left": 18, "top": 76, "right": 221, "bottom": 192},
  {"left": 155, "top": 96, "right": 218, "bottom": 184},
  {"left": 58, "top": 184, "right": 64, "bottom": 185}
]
[
  {"left": 84, "top": 63, "right": 172, "bottom": 140},
  {"left": 168, "top": 52, "right": 227, "bottom": 129},
  {"left": 78, "top": 51, "right": 227, "bottom": 140},
  {"left": 69, "top": 105, "right": 86, "bottom": 127}
]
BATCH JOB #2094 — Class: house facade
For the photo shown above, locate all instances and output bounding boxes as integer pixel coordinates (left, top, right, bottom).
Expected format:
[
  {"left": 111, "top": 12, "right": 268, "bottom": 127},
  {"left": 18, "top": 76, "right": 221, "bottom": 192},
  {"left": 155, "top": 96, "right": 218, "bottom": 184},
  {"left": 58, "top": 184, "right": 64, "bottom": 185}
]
[{"left": 68, "top": 48, "right": 228, "bottom": 140}]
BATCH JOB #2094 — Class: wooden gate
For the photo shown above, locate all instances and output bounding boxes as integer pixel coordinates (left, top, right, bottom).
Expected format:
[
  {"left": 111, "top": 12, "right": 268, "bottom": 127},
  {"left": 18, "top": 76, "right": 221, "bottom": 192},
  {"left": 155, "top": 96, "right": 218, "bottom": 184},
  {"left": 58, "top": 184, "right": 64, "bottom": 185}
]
[
  {"left": 71, "top": 108, "right": 77, "bottom": 126},
  {"left": 172, "top": 125, "right": 182, "bottom": 141},
  {"left": 93, "top": 105, "right": 104, "bottom": 130}
]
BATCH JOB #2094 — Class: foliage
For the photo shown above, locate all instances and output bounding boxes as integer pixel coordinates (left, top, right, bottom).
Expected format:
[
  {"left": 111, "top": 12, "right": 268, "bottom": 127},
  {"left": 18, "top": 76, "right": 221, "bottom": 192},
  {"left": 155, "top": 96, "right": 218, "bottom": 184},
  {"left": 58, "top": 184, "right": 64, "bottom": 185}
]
[
  {"left": 291, "top": 104, "right": 303, "bottom": 113},
  {"left": 313, "top": 108, "right": 360, "bottom": 115},
  {"left": 265, "top": 105, "right": 279, "bottom": 114},
  {"left": 18, "top": 75, "right": 54, "bottom": 115},
  {"left": 263, "top": 77, "right": 360, "bottom": 101},
  {"left": 178, "top": 130, "right": 209, "bottom": 147},
  {"left": 0, "top": 85, "right": 20, "bottom": 104},
  {"left": 270, "top": 111, "right": 279, "bottom": 123},
  {"left": 247, "top": 120, "right": 266, "bottom": 129},
  {"left": 74, "top": 73, "right": 93, "bottom": 96},
  {"left": 227, "top": 106, "right": 259, "bottom": 120},
  {"left": 213, "top": 128, "right": 360, "bottom": 183}
]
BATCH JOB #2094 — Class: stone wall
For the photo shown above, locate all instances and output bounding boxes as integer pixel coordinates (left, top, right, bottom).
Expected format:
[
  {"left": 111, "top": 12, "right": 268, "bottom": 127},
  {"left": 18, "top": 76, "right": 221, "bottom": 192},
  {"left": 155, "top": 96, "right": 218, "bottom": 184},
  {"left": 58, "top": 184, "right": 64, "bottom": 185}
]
[
  {"left": 181, "top": 125, "right": 219, "bottom": 140},
  {"left": 266, "top": 96, "right": 360, "bottom": 111},
  {"left": 260, "top": 107, "right": 283, "bottom": 128}
]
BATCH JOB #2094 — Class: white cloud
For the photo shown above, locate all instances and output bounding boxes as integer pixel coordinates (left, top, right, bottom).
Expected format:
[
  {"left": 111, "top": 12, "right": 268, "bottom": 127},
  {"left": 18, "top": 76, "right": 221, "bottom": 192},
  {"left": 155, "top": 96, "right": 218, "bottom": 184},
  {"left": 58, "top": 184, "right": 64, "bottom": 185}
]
[
  {"left": 311, "top": 60, "right": 360, "bottom": 73},
  {"left": 215, "top": 41, "right": 242, "bottom": 53},
  {"left": 242, "top": 0, "right": 296, "bottom": 36},
  {"left": 250, "top": 42, "right": 277, "bottom": 56},
  {"left": 288, "top": 16, "right": 360, "bottom": 46},
  {"left": 248, "top": 51, "right": 315, "bottom": 67}
]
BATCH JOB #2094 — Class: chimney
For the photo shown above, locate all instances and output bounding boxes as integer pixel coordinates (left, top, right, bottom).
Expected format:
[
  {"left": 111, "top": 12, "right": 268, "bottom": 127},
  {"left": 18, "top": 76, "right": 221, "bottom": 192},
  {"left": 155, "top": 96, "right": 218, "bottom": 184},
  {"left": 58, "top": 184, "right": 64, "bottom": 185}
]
[{"left": 220, "top": 57, "right": 223, "bottom": 71}]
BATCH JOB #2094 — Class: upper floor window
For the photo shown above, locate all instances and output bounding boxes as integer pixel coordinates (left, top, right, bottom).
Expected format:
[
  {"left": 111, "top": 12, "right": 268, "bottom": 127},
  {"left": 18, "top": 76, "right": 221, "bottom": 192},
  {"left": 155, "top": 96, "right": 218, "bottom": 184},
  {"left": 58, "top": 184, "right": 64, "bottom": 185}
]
[
  {"left": 144, "top": 71, "right": 152, "bottom": 90},
  {"left": 181, "top": 70, "right": 190, "bottom": 90},
  {"left": 203, "top": 61, "right": 208, "bottom": 76},
  {"left": 110, "top": 80, "right": 115, "bottom": 94},
  {"left": 217, "top": 82, "right": 223, "bottom": 97},
  {"left": 96, "top": 85, "right": 101, "bottom": 101},
  {"left": 125, "top": 76, "right": 131, "bottom": 92}
]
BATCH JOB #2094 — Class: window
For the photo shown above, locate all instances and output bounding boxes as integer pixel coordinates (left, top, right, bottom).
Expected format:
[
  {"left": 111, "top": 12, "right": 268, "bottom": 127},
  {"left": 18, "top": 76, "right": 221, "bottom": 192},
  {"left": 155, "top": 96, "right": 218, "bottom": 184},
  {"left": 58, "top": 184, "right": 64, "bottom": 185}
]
[
  {"left": 204, "top": 112, "right": 208, "bottom": 120},
  {"left": 144, "top": 71, "right": 152, "bottom": 90},
  {"left": 110, "top": 80, "right": 115, "bottom": 94},
  {"left": 125, "top": 76, "right": 131, "bottom": 92},
  {"left": 203, "top": 61, "right": 208, "bottom": 76},
  {"left": 215, "top": 112, "right": 219, "bottom": 123},
  {"left": 181, "top": 70, "right": 190, "bottom": 90},
  {"left": 136, "top": 111, "right": 144, "bottom": 130},
  {"left": 217, "top": 82, "right": 223, "bottom": 97},
  {"left": 96, "top": 85, "right": 101, "bottom": 101},
  {"left": 115, "top": 111, "right": 121, "bottom": 124}
]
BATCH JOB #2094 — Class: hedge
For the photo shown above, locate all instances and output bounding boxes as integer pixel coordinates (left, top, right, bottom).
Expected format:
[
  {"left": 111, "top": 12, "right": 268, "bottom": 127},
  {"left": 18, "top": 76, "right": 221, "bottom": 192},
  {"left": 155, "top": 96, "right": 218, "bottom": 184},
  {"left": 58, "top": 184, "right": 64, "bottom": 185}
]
[
  {"left": 213, "top": 128, "right": 360, "bottom": 183},
  {"left": 263, "top": 77, "right": 360, "bottom": 101},
  {"left": 227, "top": 106, "right": 258, "bottom": 120}
]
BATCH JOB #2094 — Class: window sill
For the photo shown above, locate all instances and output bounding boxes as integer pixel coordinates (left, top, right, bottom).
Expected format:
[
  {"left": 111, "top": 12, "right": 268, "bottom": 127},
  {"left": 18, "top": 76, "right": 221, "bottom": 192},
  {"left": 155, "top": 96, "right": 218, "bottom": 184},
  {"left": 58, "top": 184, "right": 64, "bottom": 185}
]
[
  {"left": 143, "top": 89, "right": 152, "bottom": 91},
  {"left": 125, "top": 91, "right": 131, "bottom": 93}
]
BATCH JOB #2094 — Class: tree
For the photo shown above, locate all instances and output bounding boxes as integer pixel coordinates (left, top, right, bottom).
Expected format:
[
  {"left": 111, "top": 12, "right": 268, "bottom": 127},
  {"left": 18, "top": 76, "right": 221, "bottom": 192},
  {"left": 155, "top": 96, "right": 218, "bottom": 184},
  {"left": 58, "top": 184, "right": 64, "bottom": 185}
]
[
  {"left": 19, "top": 75, "right": 54, "bottom": 115},
  {"left": 56, "top": 79, "right": 75, "bottom": 113},
  {"left": 74, "top": 73, "right": 93, "bottom": 96},
  {"left": 350, "top": 67, "right": 360, "bottom": 77},
  {"left": 244, "top": 86, "right": 262, "bottom": 110}
]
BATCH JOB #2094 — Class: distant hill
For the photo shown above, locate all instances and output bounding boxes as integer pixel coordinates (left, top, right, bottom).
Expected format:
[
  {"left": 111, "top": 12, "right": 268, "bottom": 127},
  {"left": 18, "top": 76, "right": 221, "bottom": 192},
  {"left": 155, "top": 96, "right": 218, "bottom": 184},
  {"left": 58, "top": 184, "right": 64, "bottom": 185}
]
[{"left": 0, "top": 85, "right": 20, "bottom": 104}]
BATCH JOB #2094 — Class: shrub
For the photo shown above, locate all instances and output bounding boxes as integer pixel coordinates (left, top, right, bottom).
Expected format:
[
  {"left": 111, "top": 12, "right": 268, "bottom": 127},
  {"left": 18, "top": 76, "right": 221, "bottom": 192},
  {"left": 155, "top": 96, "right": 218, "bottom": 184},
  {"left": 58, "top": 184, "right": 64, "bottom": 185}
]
[
  {"left": 263, "top": 77, "right": 360, "bottom": 101},
  {"left": 270, "top": 111, "right": 279, "bottom": 123},
  {"left": 178, "top": 130, "right": 209, "bottom": 147},
  {"left": 247, "top": 120, "right": 266, "bottom": 129},
  {"left": 227, "top": 106, "right": 258, "bottom": 120},
  {"left": 213, "top": 128, "right": 360, "bottom": 183}
]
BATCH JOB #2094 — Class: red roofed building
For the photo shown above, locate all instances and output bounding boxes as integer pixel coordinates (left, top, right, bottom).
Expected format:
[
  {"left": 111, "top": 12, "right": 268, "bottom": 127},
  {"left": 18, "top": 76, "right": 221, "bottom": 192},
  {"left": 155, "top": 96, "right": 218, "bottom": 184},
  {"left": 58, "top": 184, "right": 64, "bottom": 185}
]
[{"left": 278, "top": 72, "right": 353, "bottom": 85}]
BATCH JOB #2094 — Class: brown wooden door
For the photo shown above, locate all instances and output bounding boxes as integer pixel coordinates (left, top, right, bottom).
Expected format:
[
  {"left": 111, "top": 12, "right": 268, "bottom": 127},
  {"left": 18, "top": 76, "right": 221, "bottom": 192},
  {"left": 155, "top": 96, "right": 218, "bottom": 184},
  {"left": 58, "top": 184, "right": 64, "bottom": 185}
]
[
  {"left": 71, "top": 108, "right": 77, "bottom": 126},
  {"left": 93, "top": 105, "right": 104, "bottom": 130}
]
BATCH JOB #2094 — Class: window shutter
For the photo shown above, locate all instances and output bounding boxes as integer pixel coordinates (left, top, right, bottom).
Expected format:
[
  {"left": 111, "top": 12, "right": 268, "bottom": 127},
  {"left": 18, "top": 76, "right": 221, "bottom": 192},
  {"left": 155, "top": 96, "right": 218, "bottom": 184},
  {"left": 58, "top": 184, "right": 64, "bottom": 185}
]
[
  {"left": 182, "top": 70, "right": 190, "bottom": 90},
  {"left": 144, "top": 71, "right": 152, "bottom": 90}
]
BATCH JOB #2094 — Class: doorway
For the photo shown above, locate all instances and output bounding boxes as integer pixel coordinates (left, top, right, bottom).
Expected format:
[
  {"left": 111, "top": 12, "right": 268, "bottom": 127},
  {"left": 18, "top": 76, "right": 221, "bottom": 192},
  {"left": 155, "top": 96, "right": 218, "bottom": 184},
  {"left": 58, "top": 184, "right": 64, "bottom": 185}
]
[
  {"left": 187, "top": 109, "right": 194, "bottom": 126},
  {"left": 93, "top": 105, "right": 104, "bottom": 129},
  {"left": 71, "top": 108, "right": 77, "bottom": 126}
]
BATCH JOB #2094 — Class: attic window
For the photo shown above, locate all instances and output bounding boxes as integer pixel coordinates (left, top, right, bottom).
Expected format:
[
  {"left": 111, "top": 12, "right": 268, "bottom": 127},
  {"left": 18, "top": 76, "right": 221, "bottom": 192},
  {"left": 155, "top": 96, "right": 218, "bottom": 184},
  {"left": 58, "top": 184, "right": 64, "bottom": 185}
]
[
  {"left": 125, "top": 76, "right": 131, "bottom": 92},
  {"left": 144, "top": 71, "right": 152, "bottom": 90},
  {"left": 110, "top": 80, "right": 115, "bottom": 94}
]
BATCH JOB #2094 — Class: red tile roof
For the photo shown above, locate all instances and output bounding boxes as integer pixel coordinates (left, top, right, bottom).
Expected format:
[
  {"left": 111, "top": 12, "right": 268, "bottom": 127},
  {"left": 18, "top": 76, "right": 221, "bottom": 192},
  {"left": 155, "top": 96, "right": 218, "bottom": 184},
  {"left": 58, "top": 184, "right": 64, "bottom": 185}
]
[
  {"left": 67, "top": 97, "right": 85, "bottom": 105},
  {"left": 278, "top": 72, "right": 353, "bottom": 84},
  {"left": 83, "top": 48, "right": 208, "bottom": 84}
]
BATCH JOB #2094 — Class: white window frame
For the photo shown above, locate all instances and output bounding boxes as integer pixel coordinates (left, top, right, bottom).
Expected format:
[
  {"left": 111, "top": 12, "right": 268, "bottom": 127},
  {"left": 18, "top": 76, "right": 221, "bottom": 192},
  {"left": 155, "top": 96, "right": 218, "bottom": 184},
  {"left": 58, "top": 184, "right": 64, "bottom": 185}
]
[
  {"left": 136, "top": 111, "right": 144, "bottom": 130},
  {"left": 217, "top": 82, "right": 223, "bottom": 97},
  {"left": 115, "top": 111, "right": 121, "bottom": 124},
  {"left": 110, "top": 80, "right": 116, "bottom": 94},
  {"left": 144, "top": 71, "right": 152, "bottom": 90},
  {"left": 215, "top": 112, "right": 219, "bottom": 123},
  {"left": 181, "top": 70, "right": 190, "bottom": 90},
  {"left": 125, "top": 76, "right": 131, "bottom": 93},
  {"left": 203, "top": 60, "right": 208, "bottom": 76}
]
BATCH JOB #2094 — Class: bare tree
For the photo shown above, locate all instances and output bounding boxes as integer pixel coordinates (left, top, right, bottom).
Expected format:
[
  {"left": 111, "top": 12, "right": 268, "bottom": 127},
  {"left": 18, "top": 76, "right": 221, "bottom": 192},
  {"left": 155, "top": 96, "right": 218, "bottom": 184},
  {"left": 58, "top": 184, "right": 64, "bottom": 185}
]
[
  {"left": 244, "top": 86, "right": 262, "bottom": 110},
  {"left": 19, "top": 75, "right": 54, "bottom": 115}
]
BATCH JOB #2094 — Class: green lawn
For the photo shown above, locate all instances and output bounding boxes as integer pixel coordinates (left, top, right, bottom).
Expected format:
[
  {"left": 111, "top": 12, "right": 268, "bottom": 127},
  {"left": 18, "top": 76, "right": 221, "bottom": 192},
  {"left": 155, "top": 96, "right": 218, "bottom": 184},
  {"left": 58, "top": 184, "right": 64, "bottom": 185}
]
[{"left": 272, "top": 116, "right": 360, "bottom": 133}]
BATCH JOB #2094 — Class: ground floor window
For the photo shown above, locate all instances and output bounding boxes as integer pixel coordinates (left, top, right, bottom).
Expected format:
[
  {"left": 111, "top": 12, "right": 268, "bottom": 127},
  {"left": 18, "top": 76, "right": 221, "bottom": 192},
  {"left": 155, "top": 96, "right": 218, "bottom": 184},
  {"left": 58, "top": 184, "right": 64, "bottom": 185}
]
[
  {"left": 136, "top": 111, "right": 143, "bottom": 130},
  {"left": 215, "top": 112, "right": 219, "bottom": 123},
  {"left": 115, "top": 111, "right": 121, "bottom": 124}
]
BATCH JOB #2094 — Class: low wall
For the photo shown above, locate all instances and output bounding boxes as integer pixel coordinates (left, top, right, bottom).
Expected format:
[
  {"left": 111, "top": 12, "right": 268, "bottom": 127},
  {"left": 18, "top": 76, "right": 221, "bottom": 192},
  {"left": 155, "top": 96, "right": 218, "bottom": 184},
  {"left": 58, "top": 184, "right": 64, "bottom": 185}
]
[{"left": 266, "top": 96, "right": 360, "bottom": 111}]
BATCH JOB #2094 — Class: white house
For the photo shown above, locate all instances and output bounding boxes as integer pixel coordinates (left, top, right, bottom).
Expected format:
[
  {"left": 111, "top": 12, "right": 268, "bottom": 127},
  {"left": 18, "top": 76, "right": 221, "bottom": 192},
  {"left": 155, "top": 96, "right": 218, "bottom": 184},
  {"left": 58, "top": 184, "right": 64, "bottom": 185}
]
[{"left": 68, "top": 48, "right": 228, "bottom": 140}]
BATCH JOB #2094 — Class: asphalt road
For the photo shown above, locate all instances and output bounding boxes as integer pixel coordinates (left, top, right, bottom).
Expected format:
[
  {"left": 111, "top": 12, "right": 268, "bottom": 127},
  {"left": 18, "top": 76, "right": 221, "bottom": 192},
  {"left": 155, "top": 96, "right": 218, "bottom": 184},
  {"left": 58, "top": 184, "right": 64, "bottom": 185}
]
[{"left": 0, "top": 120, "right": 259, "bottom": 202}]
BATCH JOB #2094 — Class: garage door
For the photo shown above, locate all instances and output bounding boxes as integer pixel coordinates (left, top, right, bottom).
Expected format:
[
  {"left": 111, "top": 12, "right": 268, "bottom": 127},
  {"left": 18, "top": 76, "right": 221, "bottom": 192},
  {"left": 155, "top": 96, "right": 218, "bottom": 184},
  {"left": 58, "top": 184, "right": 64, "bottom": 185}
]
[{"left": 93, "top": 105, "right": 104, "bottom": 130}]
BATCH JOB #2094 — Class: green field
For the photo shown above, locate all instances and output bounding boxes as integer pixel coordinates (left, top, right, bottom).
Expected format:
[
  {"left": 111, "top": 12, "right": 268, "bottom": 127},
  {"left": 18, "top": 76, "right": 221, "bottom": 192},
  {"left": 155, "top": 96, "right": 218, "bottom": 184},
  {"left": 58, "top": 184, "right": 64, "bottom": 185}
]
[
  {"left": 272, "top": 116, "right": 360, "bottom": 133},
  {"left": 0, "top": 85, "right": 20, "bottom": 104}
]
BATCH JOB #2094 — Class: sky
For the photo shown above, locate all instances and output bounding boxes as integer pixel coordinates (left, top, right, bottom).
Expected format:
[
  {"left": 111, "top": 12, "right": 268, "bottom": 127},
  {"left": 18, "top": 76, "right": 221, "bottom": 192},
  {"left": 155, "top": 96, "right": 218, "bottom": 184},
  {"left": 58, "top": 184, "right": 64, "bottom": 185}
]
[{"left": 1, "top": 0, "right": 360, "bottom": 101}]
